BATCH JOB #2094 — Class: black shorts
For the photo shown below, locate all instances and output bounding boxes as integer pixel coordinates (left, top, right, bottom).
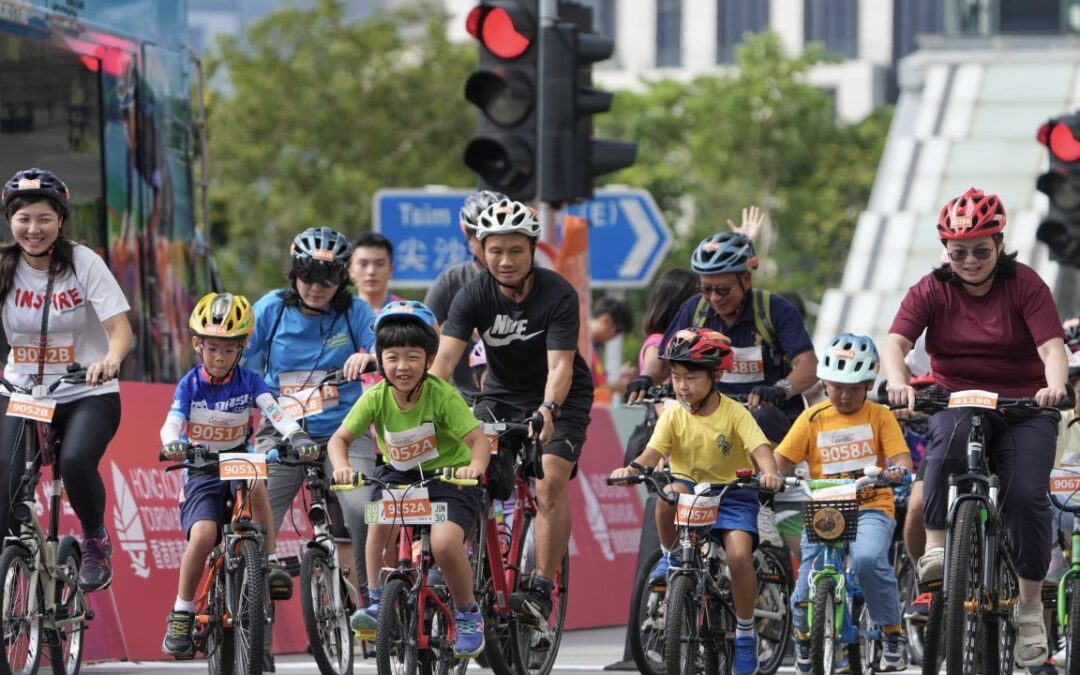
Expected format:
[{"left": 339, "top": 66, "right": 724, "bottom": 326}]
[
  {"left": 371, "top": 465, "right": 482, "bottom": 533},
  {"left": 474, "top": 397, "right": 590, "bottom": 466}
]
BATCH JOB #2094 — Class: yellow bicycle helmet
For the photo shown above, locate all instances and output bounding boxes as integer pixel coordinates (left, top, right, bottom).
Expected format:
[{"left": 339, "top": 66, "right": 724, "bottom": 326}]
[{"left": 189, "top": 292, "right": 254, "bottom": 339}]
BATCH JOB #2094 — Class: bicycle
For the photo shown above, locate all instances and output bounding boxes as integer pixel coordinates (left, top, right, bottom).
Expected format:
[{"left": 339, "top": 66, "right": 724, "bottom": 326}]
[
  {"left": 607, "top": 466, "right": 797, "bottom": 675},
  {"left": 0, "top": 364, "right": 92, "bottom": 675},
  {"left": 334, "top": 469, "right": 479, "bottom": 675},
  {"left": 274, "top": 367, "right": 365, "bottom": 675},
  {"left": 801, "top": 466, "right": 911, "bottom": 675},
  {"left": 904, "top": 387, "right": 1073, "bottom": 675},
  {"left": 1049, "top": 475, "right": 1080, "bottom": 675},
  {"left": 160, "top": 445, "right": 273, "bottom": 675}
]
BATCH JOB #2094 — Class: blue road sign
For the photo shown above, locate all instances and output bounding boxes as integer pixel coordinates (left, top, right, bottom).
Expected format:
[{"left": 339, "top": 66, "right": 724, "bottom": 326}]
[
  {"left": 565, "top": 188, "right": 672, "bottom": 288},
  {"left": 373, "top": 189, "right": 473, "bottom": 287},
  {"left": 374, "top": 187, "right": 671, "bottom": 288}
]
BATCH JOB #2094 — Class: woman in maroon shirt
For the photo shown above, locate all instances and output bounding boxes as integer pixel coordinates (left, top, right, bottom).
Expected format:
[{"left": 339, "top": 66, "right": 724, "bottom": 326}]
[{"left": 880, "top": 187, "right": 1068, "bottom": 668}]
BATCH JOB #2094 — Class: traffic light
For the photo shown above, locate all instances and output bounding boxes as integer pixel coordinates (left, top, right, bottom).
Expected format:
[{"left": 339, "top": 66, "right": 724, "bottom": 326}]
[
  {"left": 537, "top": 2, "right": 637, "bottom": 204},
  {"left": 1036, "top": 112, "right": 1080, "bottom": 267},
  {"left": 464, "top": 1, "right": 538, "bottom": 201}
]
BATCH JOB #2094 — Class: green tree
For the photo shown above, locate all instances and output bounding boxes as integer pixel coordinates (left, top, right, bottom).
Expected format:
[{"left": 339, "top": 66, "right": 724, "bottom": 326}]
[
  {"left": 205, "top": 0, "right": 475, "bottom": 295},
  {"left": 597, "top": 32, "right": 892, "bottom": 348}
]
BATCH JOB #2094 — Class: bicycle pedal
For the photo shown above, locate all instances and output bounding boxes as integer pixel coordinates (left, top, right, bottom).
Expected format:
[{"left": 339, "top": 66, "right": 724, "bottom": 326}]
[{"left": 269, "top": 586, "right": 293, "bottom": 601}]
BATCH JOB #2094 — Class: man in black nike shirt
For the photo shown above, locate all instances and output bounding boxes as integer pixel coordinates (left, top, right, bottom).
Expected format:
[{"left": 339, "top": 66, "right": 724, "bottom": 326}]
[{"left": 431, "top": 199, "right": 593, "bottom": 637}]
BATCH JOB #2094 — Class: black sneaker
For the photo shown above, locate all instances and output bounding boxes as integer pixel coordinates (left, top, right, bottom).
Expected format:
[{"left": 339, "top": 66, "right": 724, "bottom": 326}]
[
  {"left": 78, "top": 532, "right": 113, "bottom": 592},
  {"left": 267, "top": 561, "right": 293, "bottom": 601},
  {"left": 263, "top": 650, "right": 276, "bottom": 673},
  {"left": 510, "top": 576, "right": 553, "bottom": 628},
  {"left": 161, "top": 610, "right": 195, "bottom": 659}
]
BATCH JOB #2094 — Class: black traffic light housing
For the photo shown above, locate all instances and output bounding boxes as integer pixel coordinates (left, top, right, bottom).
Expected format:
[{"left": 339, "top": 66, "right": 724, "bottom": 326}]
[
  {"left": 1036, "top": 112, "right": 1080, "bottom": 267},
  {"left": 464, "top": 1, "right": 539, "bottom": 201},
  {"left": 538, "top": 2, "right": 637, "bottom": 204}
]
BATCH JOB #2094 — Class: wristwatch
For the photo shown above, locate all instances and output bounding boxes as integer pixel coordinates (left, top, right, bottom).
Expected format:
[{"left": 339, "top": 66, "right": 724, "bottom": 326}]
[
  {"left": 540, "top": 400, "right": 561, "bottom": 419},
  {"left": 775, "top": 378, "right": 794, "bottom": 399}
]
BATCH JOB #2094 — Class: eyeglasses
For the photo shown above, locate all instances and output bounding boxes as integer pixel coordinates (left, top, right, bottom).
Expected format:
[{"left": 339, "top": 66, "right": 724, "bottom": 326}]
[
  {"left": 698, "top": 285, "right": 734, "bottom": 298},
  {"left": 946, "top": 247, "right": 995, "bottom": 262}
]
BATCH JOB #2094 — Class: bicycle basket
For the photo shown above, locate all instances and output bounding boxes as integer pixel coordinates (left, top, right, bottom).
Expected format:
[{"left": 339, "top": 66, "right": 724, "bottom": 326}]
[{"left": 802, "top": 499, "right": 859, "bottom": 544}]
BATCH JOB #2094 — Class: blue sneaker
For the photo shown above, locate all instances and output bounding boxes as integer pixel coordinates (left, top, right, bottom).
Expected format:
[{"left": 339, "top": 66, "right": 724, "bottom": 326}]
[
  {"left": 453, "top": 608, "right": 485, "bottom": 658},
  {"left": 733, "top": 632, "right": 758, "bottom": 675},
  {"left": 350, "top": 590, "right": 380, "bottom": 632},
  {"left": 648, "top": 553, "right": 678, "bottom": 584}
]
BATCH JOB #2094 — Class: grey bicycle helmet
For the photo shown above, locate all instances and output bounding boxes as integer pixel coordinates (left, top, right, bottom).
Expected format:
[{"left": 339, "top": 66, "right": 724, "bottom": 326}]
[
  {"left": 691, "top": 232, "right": 758, "bottom": 275},
  {"left": 460, "top": 190, "right": 508, "bottom": 235},
  {"left": 291, "top": 227, "right": 352, "bottom": 285}
]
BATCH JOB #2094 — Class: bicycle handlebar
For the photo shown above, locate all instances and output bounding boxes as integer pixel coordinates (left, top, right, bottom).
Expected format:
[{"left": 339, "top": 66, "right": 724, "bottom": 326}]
[
  {"left": 478, "top": 411, "right": 545, "bottom": 480},
  {"left": 882, "top": 385, "right": 1075, "bottom": 415},
  {"left": 330, "top": 467, "right": 481, "bottom": 492},
  {"left": 0, "top": 363, "right": 90, "bottom": 397},
  {"left": 605, "top": 469, "right": 800, "bottom": 505},
  {"left": 1049, "top": 491, "right": 1080, "bottom": 514}
]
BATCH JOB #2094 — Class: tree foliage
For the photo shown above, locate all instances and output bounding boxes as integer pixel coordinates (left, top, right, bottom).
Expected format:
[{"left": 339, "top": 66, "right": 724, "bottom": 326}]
[
  {"left": 598, "top": 32, "right": 892, "bottom": 324},
  {"left": 205, "top": 0, "right": 475, "bottom": 295}
]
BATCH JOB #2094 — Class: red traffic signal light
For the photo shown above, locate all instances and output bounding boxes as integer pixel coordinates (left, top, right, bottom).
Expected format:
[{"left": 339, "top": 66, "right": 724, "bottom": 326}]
[
  {"left": 464, "top": 1, "right": 539, "bottom": 200},
  {"left": 1036, "top": 112, "right": 1080, "bottom": 267}
]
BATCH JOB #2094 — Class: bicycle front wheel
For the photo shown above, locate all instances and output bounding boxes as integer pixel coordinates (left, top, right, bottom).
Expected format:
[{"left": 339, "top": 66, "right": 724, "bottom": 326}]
[
  {"left": 809, "top": 577, "right": 839, "bottom": 675},
  {"left": 231, "top": 539, "right": 266, "bottom": 675},
  {"left": 509, "top": 523, "right": 568, "bottom": 675},
  {"left": 1069, "top": 577, "right": 1080, "bottom": 675},
  {"left": 627, "top": 548, "right": 666, "bottom": 675},
  {"left": 300, "top": 547, "right": 354, "bottom": 675},
  {"left": 0, "top": 544, "right": 41, "bottom": 675},
  {"left": 45, "top": 536, "right": 86, "bottom": 675},
  {"left": 664, "top": 574, "right": 717, "bottom": 675},
  {"left": 754, "top": 545, "right": 792, "bottom": 675},
  {"left": 377, "top": 578, "right": 420, "bottom": 675},
  {"left": 944, "top": 500, "right": 984, "bottom": 675}
]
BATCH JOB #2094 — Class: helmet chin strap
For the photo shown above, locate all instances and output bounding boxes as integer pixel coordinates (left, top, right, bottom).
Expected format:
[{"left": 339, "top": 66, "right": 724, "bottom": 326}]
[
  {"left": 678, "top": 382, "right": 717, "bottom": 415},
  {"left": 490, "top": 261, "right": 536, "bottom": 297}
]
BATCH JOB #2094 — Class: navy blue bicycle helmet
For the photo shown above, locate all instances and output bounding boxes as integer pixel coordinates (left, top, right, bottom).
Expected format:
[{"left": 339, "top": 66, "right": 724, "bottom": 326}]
[
  {"left": 291, "top": 227, "right": 352, "bottom": 285},
  {"left": 3, "top": 168, "right": 71, "bottom": 216},
  {"left": 691, "top": 232, "right": 758, "bottom": 275}
]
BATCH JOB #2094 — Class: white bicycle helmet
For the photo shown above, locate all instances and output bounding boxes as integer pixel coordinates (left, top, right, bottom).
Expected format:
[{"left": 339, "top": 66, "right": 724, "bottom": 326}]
[
  {"left": 476, "top": 199, "right": 541, "bottom": 242},
  {"left": 817, "top": 333, "right": 879, "bottom": 384}
]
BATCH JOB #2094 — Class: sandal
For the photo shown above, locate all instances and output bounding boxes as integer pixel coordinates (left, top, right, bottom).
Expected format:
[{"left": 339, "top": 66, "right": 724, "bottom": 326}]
[{"left": 1015, "top": 608, "right": 1049, "bottom": 668}]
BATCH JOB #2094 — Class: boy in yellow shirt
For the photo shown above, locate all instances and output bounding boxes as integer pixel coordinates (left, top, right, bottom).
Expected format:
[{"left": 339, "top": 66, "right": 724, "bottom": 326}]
[
  {"left": 775, "top": 333, "right": 912, "bottom": 673},
  {"left": 610, "top": 328, "right": 782, "bottom": 675}
]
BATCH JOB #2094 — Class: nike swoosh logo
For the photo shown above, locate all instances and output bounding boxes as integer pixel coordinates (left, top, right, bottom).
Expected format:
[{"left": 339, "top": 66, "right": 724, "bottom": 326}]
[{"left": 482, "top": 328, "right": 544, "bottom": 347}]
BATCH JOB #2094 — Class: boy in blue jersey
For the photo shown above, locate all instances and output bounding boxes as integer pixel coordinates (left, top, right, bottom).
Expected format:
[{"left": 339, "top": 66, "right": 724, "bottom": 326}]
[
  {"left": 328, "top": 301, "right": 491, "bottom": 659},
  {"left": 160, "top": 293, "right": 318, "bottom": 659}
]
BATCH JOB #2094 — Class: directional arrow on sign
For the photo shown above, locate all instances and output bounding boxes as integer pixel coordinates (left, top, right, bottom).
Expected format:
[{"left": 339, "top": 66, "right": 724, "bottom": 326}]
[{"left": 617, "top": 198, "right": 659, "bottom": 279}]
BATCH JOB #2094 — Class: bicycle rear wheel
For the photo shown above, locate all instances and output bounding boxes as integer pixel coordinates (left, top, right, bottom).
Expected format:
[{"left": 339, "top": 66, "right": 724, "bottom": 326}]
[
  {"left": 754, "top": 545, "right": 792, "bottom": 675},
  {"left": 205, "top": 560, "right": 235, "bottom": 675},
  {"left": 0, "top": 544, "right": 41, "bottom": 675},
  {"left": 300, "top": 547, "right": 353, "bottom": 675},
  {"left": 1069, "top": 577, "right": 1080, "bottom": 675},
  {"left": 377, "top": 578, "right": 420, "bottom": 675},
  {"left": 944, "top": 500, "right": 984, "bottom": 675},
  {"left": 231, "top": 539, "right": 266, "bottom": 675},
  {"left": 45, "top": 536, "right": 86, "bottom": 675},
  {"left": 627, "top": 548, "right": 666, "bottom": 675},
  {"left": 509, "top": 522, "right": 568, "bottom": 675}
]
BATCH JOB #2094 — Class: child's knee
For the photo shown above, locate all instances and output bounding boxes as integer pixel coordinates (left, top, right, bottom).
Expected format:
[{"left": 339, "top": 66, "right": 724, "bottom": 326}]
[{"left": 188, "top": 521, "right": 219, "bottom": 551}]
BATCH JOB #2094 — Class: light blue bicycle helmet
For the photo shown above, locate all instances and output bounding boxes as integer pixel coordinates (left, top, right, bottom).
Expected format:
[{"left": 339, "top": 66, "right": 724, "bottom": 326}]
[
  {"left": 817, "top": 333, "right": 879, "bottom": 384},
  {"left": 691, "top": 232, "right": 758, "bottom": 274}
]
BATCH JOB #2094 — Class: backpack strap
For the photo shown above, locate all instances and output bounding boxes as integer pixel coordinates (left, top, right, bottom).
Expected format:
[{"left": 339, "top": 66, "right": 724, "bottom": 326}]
[
  {"left": 692, "top": 296, "right": 710, "bottom": 329},
  {"left": 750, "top": 289, "right": 791, "bottom": 368}
]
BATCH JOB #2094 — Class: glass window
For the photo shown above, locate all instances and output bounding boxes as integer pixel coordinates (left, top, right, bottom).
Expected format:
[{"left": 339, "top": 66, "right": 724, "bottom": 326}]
[
  {"left": 656, "top": 0, "right": 682, "bottom": 67},
  {"left": 893, "top": 0, "right": 944, "bottom": 62},
  {"left": 1000, "top": 0, "right": 1060, "bottom": 32},
  {"left": 804, "top": 0, "right": 858, "bottom": 59},
  {"left": 0, "top": 32, "right": 104, "bottom": 250},
  {"left": 717, "top": 0, "right": 770, "bottom": 63}
]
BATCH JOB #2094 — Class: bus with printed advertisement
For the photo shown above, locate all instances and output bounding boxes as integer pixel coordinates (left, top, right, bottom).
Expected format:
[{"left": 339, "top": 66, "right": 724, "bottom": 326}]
[{"left": 0, "top": 0, "right": 214, "bottom": 382}]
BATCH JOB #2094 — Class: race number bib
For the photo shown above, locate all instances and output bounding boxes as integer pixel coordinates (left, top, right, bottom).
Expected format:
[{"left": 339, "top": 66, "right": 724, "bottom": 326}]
[
  {"left": 8, "top": 333, "right": 75, "bottom": 375},
  {"left": 720, "top": 345, "right": 765, "bottom": 384},
  {"left": 482, "top": 422, "right": 501, "bottom": 454},
  {"left": 187, "top": 408, "right": 249, "bottom": 452},
  {"left": 365, "top": 487, "right": 448, "bottom": 525},
  {"left": 674, "top": 493, "right": 720, "bottom": 528},
  {"left": 1051, "top": 463, "right": 1080, "bottom": 504},
  {"left": 278, "top": 387, "right": 324, "bottom": 420},
  {"left": 6, "top": 393, "right": 55, "bottom": 422},
  {"left": 279, "top": 371, "right": 339, "bottom": 410},
  {"left": 816, "top": 424, "right": 877, "bottom": 476},
  {"left": 948, "top": 390, "right": 998, "bottom": 410},
  {"left": 218, "top": 452, "right": 268, "bottom": 481},
  {"left": 384, "top": 423, "right": 439, "bottom": 471}
]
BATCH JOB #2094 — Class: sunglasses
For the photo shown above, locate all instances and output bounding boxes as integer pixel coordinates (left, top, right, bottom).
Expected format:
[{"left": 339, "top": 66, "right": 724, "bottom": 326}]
[
  {"left": 294, "top": 260, "right": 344, "bottom": 288},
  {"left": 698, "top": 284, "right": 734, "bottom": 298},
  {"left": 946, "top": 247, "right": 995, "bottom": 262}
]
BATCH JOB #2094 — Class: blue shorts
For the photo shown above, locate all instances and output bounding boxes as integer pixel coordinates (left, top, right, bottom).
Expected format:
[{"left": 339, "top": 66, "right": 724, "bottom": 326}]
[
  {"left": 179, "top": 473, "right": 237, "bottom": 544},
  {"left": 673, "top": 479, "right": 760, "bottom": 548}
]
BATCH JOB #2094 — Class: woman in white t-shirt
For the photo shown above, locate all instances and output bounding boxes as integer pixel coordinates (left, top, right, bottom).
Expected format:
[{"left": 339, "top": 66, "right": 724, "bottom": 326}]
[{"left": 0, "top": 168, "right": 133, "bottom": 592}]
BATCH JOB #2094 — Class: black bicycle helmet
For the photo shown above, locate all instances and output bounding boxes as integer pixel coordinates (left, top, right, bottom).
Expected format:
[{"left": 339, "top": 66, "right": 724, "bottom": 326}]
[
  {"left": 2, "top": 168, "right": 71, "bottom": 216},
  {"left": 691, "top": 232, "right": 758, "bottom": 275},
  {"left": 460, "top": 190, "right": 508, "bottom": 235},
  {"left": 291, "top": 227, "right": 352, "bottom": 285}
]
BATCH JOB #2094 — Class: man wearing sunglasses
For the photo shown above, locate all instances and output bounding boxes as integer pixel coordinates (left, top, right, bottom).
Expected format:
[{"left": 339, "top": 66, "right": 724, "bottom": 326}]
[{"left": 627, "top": 230, "right": 818, "bottom": 444}]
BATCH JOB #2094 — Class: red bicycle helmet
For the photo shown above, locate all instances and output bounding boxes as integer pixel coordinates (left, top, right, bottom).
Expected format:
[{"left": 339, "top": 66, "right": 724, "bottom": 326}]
[
  {"left": 661, "top": 328, "right": 735, "bottom": 371},
  {"left": 937, "top": 188, "right": 1005, "bottom": 240}
]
